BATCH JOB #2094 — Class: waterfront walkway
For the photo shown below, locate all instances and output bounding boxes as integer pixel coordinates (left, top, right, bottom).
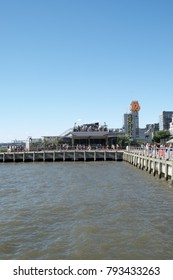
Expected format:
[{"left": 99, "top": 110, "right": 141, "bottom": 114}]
[
  {"left": 127, "top": 147, "right": 173, "bottom": 161},
  {"left": 0, "top": 147, "right": 173, "bottom": 162},
  {"left": 123, "top": 148, "right": 173, "bottom": 184},
  {"left": 0, "top": 148, "right": 173, "bottom": 183},
  {"left": 0, "top": 150, "right": 123, "bottom": 163}
]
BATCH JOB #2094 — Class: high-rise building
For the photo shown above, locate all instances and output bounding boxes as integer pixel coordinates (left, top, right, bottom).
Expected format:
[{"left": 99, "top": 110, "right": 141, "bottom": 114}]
[
  {"left": 124, "top": 101, "right": 140, "bottom": 140},
  {"left": 123, "top": 113, "right": 129, "bottom": 134},
  {"left": 159, "top": 111, "right": 173, "bottom": 130}
]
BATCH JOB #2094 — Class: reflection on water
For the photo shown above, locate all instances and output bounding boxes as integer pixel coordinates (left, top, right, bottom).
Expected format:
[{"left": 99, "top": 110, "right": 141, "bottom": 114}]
[{"left": 0, "top": 162, "right": 173, "bottom": 259}]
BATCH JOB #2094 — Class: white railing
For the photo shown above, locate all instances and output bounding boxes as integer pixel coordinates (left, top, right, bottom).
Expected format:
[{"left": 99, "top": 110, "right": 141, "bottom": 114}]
[{"left": 128, "top": 147, "right": 173, "bottom": 160}]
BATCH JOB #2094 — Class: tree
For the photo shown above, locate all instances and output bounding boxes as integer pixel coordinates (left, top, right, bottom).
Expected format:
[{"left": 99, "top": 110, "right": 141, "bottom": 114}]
[
  {"left": 56, "top": 138, "right": 62, "bottom": 149},
  {"left": 117, "top": 135, "right": 130, "bottom": 148},
  {"left": 153, "top": 130, "right": 170, "bottom": 143}
]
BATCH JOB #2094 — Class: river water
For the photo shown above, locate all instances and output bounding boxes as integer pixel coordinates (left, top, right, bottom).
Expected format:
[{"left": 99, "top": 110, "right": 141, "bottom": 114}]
[{"left": 0, "top": 161, "right": 173, "bottom": 260}]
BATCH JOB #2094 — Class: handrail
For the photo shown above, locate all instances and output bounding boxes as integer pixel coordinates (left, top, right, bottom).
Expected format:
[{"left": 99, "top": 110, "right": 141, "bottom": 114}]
[{"left": 127, "top": 147, "right": 173, "bottom": 160}]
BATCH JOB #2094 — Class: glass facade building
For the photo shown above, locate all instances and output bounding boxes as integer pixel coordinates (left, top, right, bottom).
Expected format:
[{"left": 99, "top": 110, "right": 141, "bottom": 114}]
[{"left": 159, "top": 111, "right": 173, "bottom": 131}]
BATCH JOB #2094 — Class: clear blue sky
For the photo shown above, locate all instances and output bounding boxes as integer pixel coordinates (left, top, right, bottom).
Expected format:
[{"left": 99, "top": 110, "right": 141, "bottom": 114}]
[{"left": 0, "top": 0, "right": 173, "bottom": 142}]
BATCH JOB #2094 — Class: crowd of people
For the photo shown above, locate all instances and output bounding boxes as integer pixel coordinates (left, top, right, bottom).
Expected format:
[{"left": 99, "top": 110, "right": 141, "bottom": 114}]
[
  {"left": 130, "top": 142, "right": 173, "bottom": 160},
  {"left": 73, "top": 122, "right": 108, "bottom": 132},
  {"left": 75, "top": 144, "right": 119, "bottom": 150}
]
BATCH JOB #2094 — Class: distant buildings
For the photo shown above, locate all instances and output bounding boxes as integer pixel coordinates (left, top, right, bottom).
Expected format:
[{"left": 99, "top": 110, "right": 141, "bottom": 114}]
[
  {"left": 123, "top": 101, "right": 164, "bottom": 143},
  {"left": 159, "top": 111, "right": 173, "bottom": 130},
  {"left": 25, "top": 106, "right": 172, "bottom": 149},
  {"left": 1, "top": 101, "right": 172, "bottom": 147}
]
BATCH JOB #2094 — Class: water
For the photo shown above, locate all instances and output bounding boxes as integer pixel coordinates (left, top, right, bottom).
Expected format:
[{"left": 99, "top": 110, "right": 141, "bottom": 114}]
[{"left": 0, "top": 161, "right": 173, "bottom": 260}]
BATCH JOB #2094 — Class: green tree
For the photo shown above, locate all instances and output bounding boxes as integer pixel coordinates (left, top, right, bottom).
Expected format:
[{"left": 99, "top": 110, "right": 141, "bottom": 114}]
[
  {"left": 117, "top": 135, "right": 130, "bottom": 148},
  {"left": 153, "top": 130, "right": 170, "bottom": 143},
  {"left": 56, "top": 138, "right": 61, "bottom": 149}
]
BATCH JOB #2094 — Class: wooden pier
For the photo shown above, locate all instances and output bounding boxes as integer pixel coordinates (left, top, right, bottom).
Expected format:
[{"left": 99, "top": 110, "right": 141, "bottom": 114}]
[{"left": 0, "top": 150, "right": 123, "bottom": 163}]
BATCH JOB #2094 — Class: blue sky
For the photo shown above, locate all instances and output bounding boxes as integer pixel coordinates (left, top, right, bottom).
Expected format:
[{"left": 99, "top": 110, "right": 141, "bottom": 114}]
[{"left": 0, "top": 0, "right": 173, "bottom": 142}]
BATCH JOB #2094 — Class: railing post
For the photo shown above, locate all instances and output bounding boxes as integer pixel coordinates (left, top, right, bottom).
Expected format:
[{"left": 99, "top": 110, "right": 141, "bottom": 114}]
[
  {"left": 171, "top": 161, "right": 173, "bottom": 185},
  {"left": 23, "top": 152, "right": 25, "bottom": 162},
  {"left": 53, "top": 151, "right": 55, "bottom": 162},
  {"left": 158, "top": 161, "right": 162, "bottom": 179},
  {"left": 165, "top": 161, "right": 168, "bottom": 181},
  {"left": 13, "top": 152, "right": 15, "bottom": 162}
]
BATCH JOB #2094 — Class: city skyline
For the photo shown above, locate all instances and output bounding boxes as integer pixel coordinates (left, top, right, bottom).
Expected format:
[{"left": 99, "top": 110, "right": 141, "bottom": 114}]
[{"left": 0, "top": 0, "right": 173, "bottom": 142}]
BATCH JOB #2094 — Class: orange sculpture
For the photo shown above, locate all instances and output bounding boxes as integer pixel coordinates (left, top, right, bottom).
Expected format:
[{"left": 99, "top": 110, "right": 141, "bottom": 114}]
[{"left": 130, "top": 100, "right": 140, "bottom": 111}]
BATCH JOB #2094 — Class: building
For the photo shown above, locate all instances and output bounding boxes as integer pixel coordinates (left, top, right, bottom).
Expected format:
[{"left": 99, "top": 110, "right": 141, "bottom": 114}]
[
  {"left": 71, "top": 122, "right": 119, "bottom": 148},
  {"left": 144, "top": 123, "right": 159, "bottom": 143},
  {"left": 124, "top": 101, "right": 140, "bottom": 141},
  {"left": 123, "top": 113, "right": 129, "bottom": 135},
  {"left": 159, "top": 111, "right": 173, "bottom": 131},
  {"left": 169, "top": 114, "right": 173, "bottom": 136},
  {"left": 146, "top": 123, "right": 159, "bottom": 132}
]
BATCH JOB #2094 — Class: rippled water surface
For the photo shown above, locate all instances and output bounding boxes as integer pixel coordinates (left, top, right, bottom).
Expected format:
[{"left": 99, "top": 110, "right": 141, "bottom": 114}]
[{"left": 0, "top": 161, "right": 173, "bottom": 260}]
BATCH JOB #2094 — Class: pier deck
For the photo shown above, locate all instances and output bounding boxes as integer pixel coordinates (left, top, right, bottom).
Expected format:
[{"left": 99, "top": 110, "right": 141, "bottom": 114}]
[
  {"left": 1, "top": 149, "right": 173, "bottom": 184},
  {"left": 0, "top": 150, "right": 123, "bottom": 163},
  {"left": 123, "top": 151, "right": 173, "bottom": 184}
]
